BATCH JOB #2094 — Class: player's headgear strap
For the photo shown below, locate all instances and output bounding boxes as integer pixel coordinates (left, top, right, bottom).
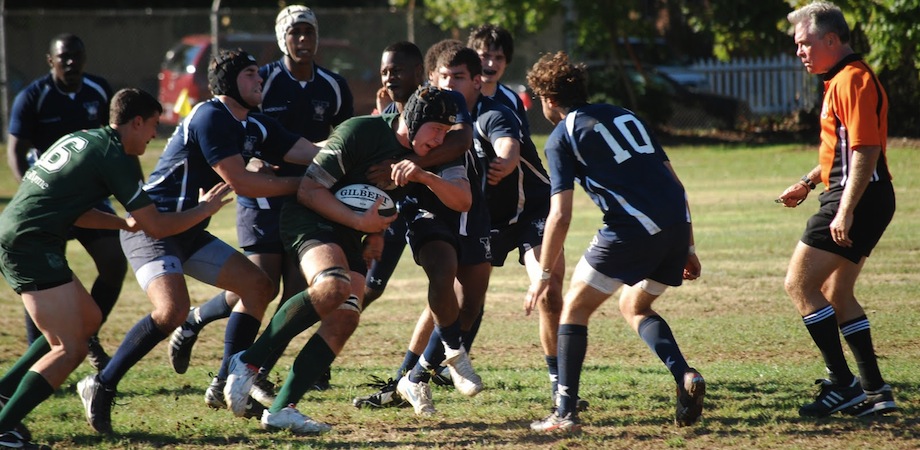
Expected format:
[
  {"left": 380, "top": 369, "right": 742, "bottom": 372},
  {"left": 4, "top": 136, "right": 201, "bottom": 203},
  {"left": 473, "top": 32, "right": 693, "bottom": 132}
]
[
  {"left": 403, "top": 86, "right": 458, "bottom": 141},
  {"left": 208, "top": 49, "right": 258, "bottom": 110},
  {"left": 275, "top": 5, "right": 319, "bottom": 56}
]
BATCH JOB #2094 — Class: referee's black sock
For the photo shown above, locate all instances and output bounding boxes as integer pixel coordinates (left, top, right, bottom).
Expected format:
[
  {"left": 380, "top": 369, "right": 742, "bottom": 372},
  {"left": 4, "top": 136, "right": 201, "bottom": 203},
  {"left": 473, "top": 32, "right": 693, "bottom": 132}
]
[
  {"left": 840, "top": 315, "right": 886, "bottom": 391},
  {"left": 803, "top": 305, "right": 854, "bottom": 385}
]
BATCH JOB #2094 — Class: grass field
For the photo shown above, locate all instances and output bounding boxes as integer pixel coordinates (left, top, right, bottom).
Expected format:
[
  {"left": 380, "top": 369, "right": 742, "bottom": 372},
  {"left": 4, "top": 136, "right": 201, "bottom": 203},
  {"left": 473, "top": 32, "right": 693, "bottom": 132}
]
[{"left": 0, "top": 138, "right": 917, "bottom": 449}]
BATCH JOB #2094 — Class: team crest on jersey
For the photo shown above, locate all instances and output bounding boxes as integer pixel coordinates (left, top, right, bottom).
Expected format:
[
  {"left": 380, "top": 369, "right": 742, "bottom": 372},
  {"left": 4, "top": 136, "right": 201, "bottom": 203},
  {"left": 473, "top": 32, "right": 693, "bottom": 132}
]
[
  {"left": 45, "top": 252, "right": 65, "bottom": 270},
  {"left": 84, "top": 101, "right": 101, "bottom": 121},
  {"left": 534, "top": 217, "right": 546, "bottom": 237},
  {"left": 312, "top": 100, "right": 330, "bottom": 121},
  {"left": 242, "top": 136, "right": 257, "bottom": 158},
  {"left": 480, "top": 237, "right": 492, "bottom": 260}
]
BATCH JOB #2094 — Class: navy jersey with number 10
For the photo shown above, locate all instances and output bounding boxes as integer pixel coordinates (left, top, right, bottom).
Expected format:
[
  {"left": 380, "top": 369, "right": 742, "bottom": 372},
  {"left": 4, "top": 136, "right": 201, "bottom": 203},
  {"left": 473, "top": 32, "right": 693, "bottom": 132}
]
[{"left": 543, "top": 104, "right": 688, "bottom": 242}]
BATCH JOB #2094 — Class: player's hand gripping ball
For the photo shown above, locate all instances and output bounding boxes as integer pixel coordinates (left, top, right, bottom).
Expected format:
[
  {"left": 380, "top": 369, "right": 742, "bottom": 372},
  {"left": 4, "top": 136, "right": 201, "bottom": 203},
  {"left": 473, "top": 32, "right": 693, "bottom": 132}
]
[{"left": 334, "top": 183, "right": 397, "bottom": 217}]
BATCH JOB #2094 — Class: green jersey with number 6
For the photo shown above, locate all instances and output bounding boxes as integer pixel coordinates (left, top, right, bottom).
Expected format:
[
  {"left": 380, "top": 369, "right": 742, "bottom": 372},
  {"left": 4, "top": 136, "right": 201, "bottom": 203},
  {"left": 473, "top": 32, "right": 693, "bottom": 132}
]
[{"left": 0, "top": 126, "right": 153, "bottom": 249}]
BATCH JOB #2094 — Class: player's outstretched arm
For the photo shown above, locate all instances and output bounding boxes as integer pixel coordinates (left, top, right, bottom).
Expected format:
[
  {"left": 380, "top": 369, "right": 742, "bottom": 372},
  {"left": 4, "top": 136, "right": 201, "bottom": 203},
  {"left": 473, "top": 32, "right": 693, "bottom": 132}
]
[
  {"left": 282, "top": 137, "right": 321, "bottom": 166},
  {"left": 74, "top": 208, "right": 135, "bottom": 231},
  {"left": 130, "top": 182, "right": 233, "bottom": 239},
  {"left": 487, "top": 136, "right": 521, "bottom": 185},
  {"left": 391, "top": 160, "right": 472, "bottom": 212},
  {"left": 6, "top": 134, "right": 33, "bottom": 182},
  {"left": 212, "top": 154, "right": 301, "bottom": 198}
]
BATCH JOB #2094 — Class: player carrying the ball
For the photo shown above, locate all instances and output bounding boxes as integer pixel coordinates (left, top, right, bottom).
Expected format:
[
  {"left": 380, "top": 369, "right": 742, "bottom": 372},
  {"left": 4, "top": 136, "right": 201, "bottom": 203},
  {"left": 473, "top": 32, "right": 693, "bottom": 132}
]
[{"left": 222, "top": 86, "right": 471, "bottom": 434}]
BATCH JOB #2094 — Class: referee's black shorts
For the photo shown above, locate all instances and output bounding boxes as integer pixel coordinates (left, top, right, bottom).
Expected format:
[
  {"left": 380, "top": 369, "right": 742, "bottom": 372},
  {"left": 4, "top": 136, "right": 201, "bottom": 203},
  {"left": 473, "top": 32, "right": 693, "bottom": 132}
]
[{"left": 801, "top": 180, "right": 895, "bottom": 263}]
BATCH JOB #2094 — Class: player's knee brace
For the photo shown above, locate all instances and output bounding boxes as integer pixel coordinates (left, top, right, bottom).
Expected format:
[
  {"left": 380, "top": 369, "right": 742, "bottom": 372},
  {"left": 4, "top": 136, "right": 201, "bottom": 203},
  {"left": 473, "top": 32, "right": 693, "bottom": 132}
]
[
  {"left": 311, "top": 266, "right": 351, "bottom": 286},
  {"left": 337, "top": 294, "right": 362, "bottom": 314}
]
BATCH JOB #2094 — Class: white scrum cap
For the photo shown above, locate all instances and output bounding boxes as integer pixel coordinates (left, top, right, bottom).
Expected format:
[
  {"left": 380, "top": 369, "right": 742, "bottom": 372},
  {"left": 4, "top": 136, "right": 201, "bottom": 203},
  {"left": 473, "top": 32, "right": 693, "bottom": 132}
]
[{"left": 275, "top": 5, "right": 319, "bottom": 56}]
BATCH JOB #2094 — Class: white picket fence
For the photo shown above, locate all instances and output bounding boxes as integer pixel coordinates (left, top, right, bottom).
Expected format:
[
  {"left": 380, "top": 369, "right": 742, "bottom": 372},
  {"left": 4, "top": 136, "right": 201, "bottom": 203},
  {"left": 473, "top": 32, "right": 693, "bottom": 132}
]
[{"left": 691, "top": 54, "right": 822, "bottom": 116}]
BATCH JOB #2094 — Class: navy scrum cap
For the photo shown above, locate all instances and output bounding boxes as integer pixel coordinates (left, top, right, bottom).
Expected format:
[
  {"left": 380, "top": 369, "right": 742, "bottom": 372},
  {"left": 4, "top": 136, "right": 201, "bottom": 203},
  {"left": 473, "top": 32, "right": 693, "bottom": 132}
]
[
  {"left": 403, "top": 86, "right": 458, "bottom": 141},
  {"left": 208, "top": 49, "right": 259, "bottom": 109}
]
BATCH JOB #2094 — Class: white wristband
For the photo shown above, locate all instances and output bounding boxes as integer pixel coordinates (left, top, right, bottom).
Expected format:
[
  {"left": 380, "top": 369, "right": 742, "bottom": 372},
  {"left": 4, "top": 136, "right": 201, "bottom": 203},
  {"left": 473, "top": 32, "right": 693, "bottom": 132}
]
[{"left": 688, "top": 245, "right": 696, "bottom": 256}]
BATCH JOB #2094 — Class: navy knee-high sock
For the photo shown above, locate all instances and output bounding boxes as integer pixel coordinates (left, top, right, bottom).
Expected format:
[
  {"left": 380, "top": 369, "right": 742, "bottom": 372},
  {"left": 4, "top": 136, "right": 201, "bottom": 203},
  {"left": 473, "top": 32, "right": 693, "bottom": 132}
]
[
  {"left": 557, "top": 324, "right": 588, "bottom": 418},
  {"left": 217, "top": 312, "right": 262, "bottom": 380},
  {"left": 408, "top": 328, "right": 446, "bottom": 383},
  {"left": 187, "top": 291, "right": 233, "bottom": 333},
  {"left": 545, "top": 355, "right": 559, "bottom": 401},
  {"left": 100, "top": 315, "right": 167, "bottom": 388},
  {"left": 637, "top": 315, "right": 689, "bottom": 384},
  {"left": 461, "top": 306, "right": 485, "bottom": 352},
  {"left": 396, "top": 351, "right": 421, "bottom": 380}
]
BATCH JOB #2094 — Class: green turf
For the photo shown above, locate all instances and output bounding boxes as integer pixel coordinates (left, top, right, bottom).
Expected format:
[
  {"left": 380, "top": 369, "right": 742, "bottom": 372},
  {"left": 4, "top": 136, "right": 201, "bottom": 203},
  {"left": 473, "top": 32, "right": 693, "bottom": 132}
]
[{"left": 0, "top": 139, "right": 917, "bottom": 449}]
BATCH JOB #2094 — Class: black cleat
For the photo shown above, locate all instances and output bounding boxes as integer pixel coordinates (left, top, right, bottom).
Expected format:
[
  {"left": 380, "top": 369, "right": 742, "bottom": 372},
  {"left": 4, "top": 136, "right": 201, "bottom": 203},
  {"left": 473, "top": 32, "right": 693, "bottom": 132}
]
[{"left": 798, "top": 377, "right": 865, "bottom": 418}]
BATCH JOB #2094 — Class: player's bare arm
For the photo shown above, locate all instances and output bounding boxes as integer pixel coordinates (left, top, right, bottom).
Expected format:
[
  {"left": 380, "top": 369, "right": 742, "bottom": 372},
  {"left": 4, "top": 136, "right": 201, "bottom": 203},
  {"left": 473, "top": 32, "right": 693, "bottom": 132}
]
[
  {"left": 129, "top": 182, "right": 233, "bottom": 239},
  {"left": 663, "top": 161, "right": 701, "bottom": 279},
  {"left": 297, "top": 175, "right": 395, "bottom": 234},
  {"left": 282, "top": 137, "right": 321, "bottom": 166},
  {"left": 525, "top": 189, "right": 574, "bottom": 315},
  {"left": 390, "top": 160, "right": 472, "bottom": 212},
  {"left": 73, "top": 208, "right": 136, "bottom": 231},
  {"left": 831, "top": 146, "right": 881, "bottom": 247},
  {"left": 487, "top": 135, "right": 521, "bottom": 185},
  {"left": 365, "top": 124, "right": 472, "bottom": 188},
  {"left": 6, "top": 134, "right": 33, "bottom": 182},
  {"left": 212, "top": 153, "right": 301, "bottom": 198},
  {"left": 778, "top": 164, "right": 821, "bottom": 207}
]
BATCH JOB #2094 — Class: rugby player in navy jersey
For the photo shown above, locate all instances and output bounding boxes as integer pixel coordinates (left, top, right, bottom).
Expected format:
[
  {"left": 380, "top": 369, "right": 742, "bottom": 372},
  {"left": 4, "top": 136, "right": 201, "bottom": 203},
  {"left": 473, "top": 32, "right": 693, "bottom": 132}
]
[
  {"left": 166, "top": 5, "right": 353, "bottom": 400},
  {"left": 7, "top": 33, "right": 120, "bottom": 371},
  {"left": 0, "top": 88, "right": 232, "bottom": 450},
  {"left": 352, "top": 41, "right": 484, "bottom": 409},
  {"left": 76, "top": 49, "right": 320, "bottom": 435},
  {"left": 221, "top": 86, "right": 467, "bottom": 434},
  {"left": 526, "top": 51, "right": 704, "bottom": 432},
  {"left": 467, "top": 25, "right": 530, "bottom": 136},
  {"left": 434, "top": 46, "right": 577, "bottom": 412}
]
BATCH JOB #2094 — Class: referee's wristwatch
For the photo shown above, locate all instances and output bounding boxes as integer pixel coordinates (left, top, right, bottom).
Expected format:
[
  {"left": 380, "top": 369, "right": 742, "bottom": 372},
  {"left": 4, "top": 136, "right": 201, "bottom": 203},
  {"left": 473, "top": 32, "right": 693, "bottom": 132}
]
[{"left": 800, "top": 175, "right": 816, "bottom": 191}]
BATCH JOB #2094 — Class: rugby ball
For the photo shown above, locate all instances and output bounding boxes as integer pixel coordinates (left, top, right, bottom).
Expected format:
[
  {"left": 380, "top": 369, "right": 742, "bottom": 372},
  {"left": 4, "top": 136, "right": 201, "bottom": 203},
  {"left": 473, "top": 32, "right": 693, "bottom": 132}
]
[{"left": 334, "top": 183, "right": 397, "bottom": 217}]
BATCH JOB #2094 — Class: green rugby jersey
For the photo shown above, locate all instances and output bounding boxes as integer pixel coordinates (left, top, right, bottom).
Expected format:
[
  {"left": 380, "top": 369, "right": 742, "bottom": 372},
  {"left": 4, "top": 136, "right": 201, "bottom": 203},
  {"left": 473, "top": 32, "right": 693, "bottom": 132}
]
[{"left": 0, "top": 126, "right": 152, "bottom": 248}]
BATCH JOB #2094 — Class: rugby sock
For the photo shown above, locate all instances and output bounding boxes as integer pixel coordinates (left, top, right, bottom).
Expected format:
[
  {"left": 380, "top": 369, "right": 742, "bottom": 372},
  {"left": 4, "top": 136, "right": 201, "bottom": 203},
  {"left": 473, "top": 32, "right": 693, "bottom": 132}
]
[
  {"left": 462, "top": 305, "right": 485, "bottom": 352},
  {"left": 24, "top": 309, "right": 40, "bottom": 344},
  {"left": 270, "top": 334, "right": 336, "bottom": 414},
  {"left": 100, "top": 314, "right": 167, "bottom": 387},
  {"left": 241, "top": 291, "right": 318, "bottom": 366},
  {"left": 557, "top": 324, "right": 588, "bottom": 417},
  {"left": 637, "top": 315, "right": 690, "bottom": 384},
  {"left": 217, "top": 312, "right": 262, "bottom": 380},
  {"left": 395, "top": 351, "right": 421, "bottom": 380},
  {"left": 840, "top": 315, "right": 886, "bottom": 391},
  {"left": 408, "top": 331, "right": 445, "bottom": 383},
  {"left": 83, "top": 232, "right": 127, "bottom": 319},
  {"left": 0, "top": 371, "right": 54, "bottom": 432},
  {"left": 545, "top": 355, "right": 559, "bottom": 401},
  {"left": 187, "top": 291, "right": 233, "bottom": 333},
  {"left": 0, "top": 336, "right": 50, "bottom": 399},
  {"left": 802, "top": 305, "right": 854, "bottom": 385},
  {"left": 438, "top": 319, "right": 464, "bottom": 352},
  {"left": 256, "top": 294, "right": 298, "bottom": 377}
]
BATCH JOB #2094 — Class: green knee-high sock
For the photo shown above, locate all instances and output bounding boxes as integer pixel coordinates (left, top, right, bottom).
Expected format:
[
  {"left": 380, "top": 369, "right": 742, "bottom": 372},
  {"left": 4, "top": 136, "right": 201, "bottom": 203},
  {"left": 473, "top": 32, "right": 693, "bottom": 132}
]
[
  {"left": 270, "top": 334, "right": 336, "bottom": 413},
  {"left": 0, "top": 337, "right": 51, "bottom": 399},
  {"left": 241, "top": 291, "right": 320, "bottom": 366},
  {"left": 0, "top": 371, "right": 54, "bottom": 431}
]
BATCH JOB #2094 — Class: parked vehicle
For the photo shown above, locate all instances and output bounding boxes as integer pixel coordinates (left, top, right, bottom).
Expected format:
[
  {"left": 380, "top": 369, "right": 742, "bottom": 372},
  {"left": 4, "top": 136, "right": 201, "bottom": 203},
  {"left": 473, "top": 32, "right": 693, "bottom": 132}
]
[
  {"left": 591, "top": 63, "right": 751, "bottom": 130},
  {"left": 157, "top": 33, "right": 377, "bottom": 126}
]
